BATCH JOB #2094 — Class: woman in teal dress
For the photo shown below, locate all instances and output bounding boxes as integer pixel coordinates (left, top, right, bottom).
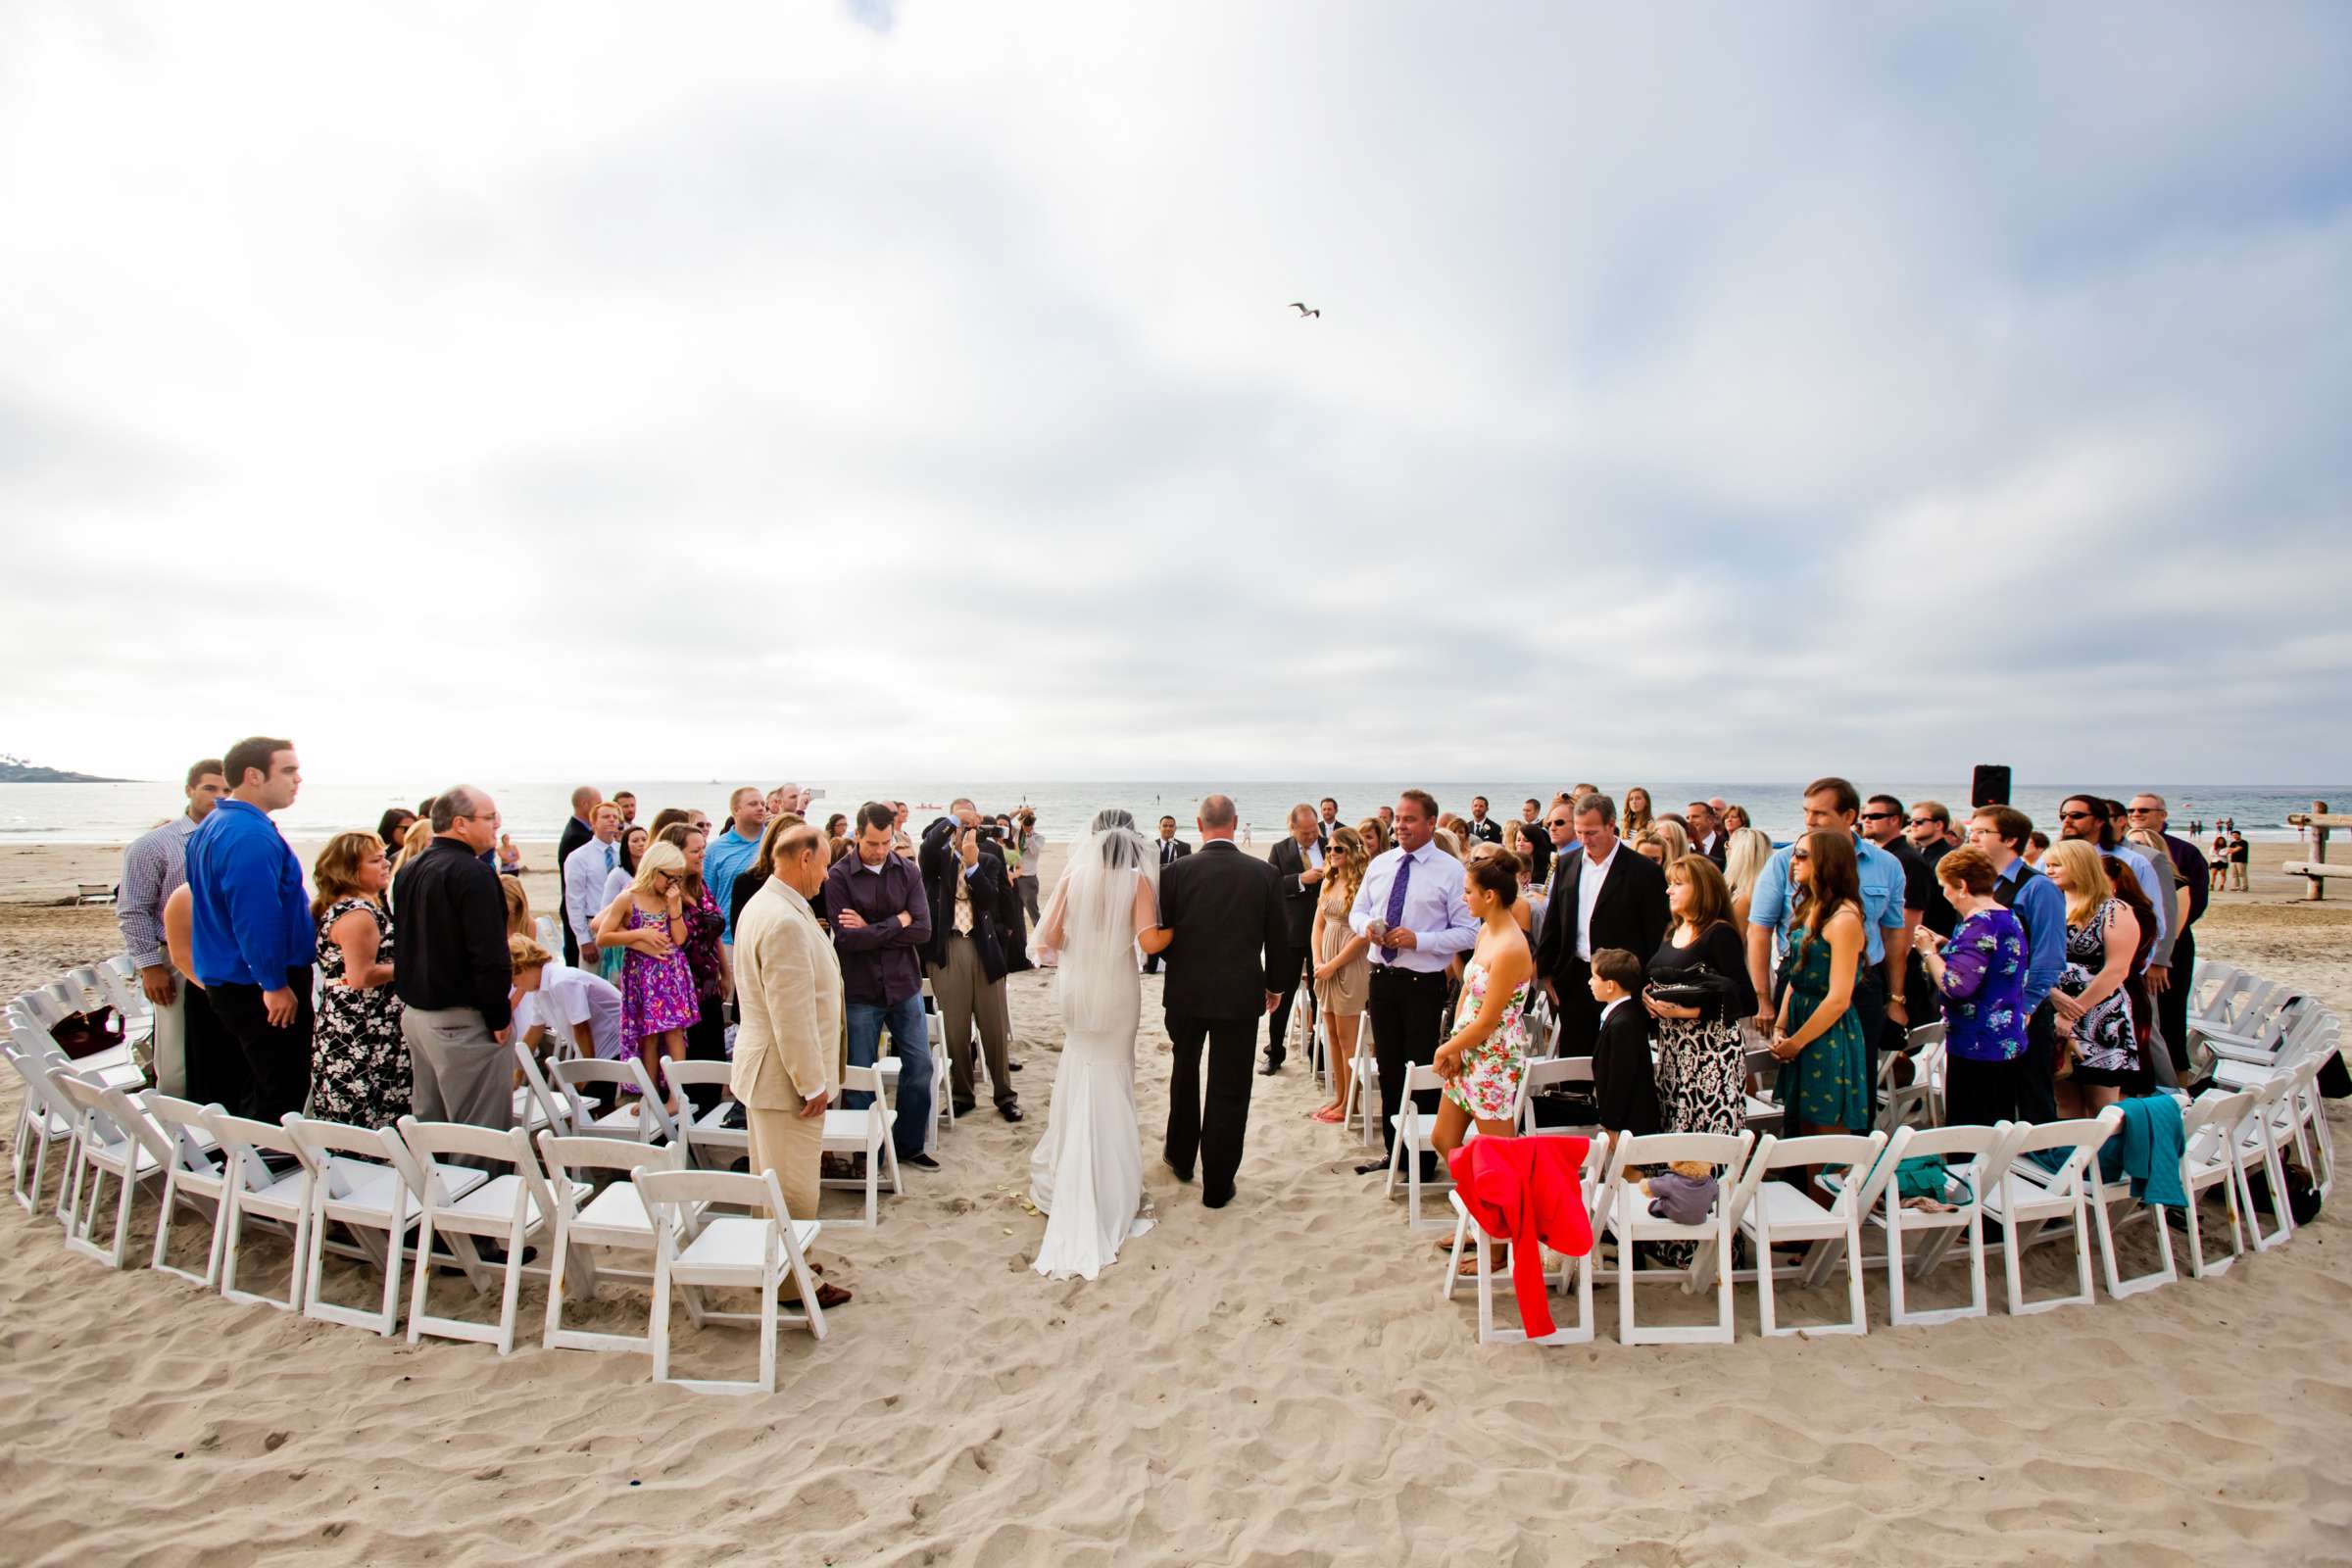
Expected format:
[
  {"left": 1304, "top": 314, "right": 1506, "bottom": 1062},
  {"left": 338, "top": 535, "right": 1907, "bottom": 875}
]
[{"left": 1770, "top": 829, "right": 1872, "bottom": 1134}]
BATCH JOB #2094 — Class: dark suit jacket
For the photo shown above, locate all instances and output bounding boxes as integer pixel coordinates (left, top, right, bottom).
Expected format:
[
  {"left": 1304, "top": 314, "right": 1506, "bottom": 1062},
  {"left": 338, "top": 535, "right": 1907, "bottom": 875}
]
[
  {"left": 1153, "top": 836, "right": 1193, "bottom": 871},
  {"left": 1266, "top": 837, "right": 1323, "bottom": 953},
  {"left": 917, "top": 817, "right": 1018, "bottom": 980},
  {"left": 1535, "top": 843, "right": 1672, "bottom": 984},
  {"left": 1158, "top": 841, "right": 1286, "bottom": 1021},
  {"left": 1697, "top": 831, "right": 1729, "bottom": 871},
  {"left": 1467, "top": 816, "right": 1503, "bottom": 846},
  {"left": 1592, "top": 1001, "right": 1662, "bottom": 1136}
]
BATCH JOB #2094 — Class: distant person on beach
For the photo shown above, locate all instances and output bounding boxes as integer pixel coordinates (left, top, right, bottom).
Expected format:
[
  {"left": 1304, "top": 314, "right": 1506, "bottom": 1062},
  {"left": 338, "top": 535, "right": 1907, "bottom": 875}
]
[
  {"left": 2211, "top": 832, "right": 2230, "bottom": 892},
  {"left": 564, "top": 803, "right": 623, "bottom": 973},
  {"left": 707, "top": 786, "right": 770, "bottom": 944},
  {"left": 556, "top": 785, "right": 601, "bottom": 966},
  {"left": 310, "top": 830, "right": 408, "bottom": 1129},
  {"left": 2229, "top": 830, "right": 2251, "bottom": 890},
  {"left": 391, "top": 787, "right": 515, "bottom": 1132},
  {"left": 119, "top": 757, "right": 229, "bottom": 1102},
  {"left": 185, "top": 736, "right": 313, "bottom": 1118}
]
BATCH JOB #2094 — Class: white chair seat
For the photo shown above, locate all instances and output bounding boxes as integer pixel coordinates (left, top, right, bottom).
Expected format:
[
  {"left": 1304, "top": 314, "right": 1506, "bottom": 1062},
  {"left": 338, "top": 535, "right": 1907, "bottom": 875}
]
[
  {"left": 1982, "top": 1169, "right": 2079, "bottom": 1224},
  {"left": 443, "top": 1172, "right": 591, "bottom": 1227},
  {"left": 1609, "top": 1177, "right": 1718, "bottom": 1242},
  {"left": 577, "top": 1180, "right": 657, "bottom": 1236},
  {"left": 677, "top": 1214, "right": 823, "bottom": 1275},
  {"left": 1389, "top": 1112, "right": 1438, "bottom": 1151},
  {"left": 821, "top": 1108, "right": 892, "bottom": 1148},
  {"left": 1744, "top": 1179, "right": 1838, "bottom": 1233}
]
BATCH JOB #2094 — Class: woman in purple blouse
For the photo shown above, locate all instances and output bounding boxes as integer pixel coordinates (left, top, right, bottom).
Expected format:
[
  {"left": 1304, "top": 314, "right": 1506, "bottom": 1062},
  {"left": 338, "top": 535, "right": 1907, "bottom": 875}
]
[{"left": 1910, "top": 845, "right": 2030, "bottom": 1127}]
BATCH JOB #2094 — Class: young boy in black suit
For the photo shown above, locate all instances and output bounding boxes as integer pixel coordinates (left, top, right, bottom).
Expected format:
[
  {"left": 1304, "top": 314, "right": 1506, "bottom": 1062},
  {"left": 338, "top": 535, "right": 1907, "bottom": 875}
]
[{"left": 1588, "top": 948, "right": 1661, "bottom": 1137}]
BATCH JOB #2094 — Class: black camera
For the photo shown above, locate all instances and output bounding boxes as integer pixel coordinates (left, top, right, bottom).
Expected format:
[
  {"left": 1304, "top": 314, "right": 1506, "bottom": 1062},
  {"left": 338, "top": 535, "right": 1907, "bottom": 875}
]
[{"left": 972, "top": 823, "right": 1002, "bottom": 843}]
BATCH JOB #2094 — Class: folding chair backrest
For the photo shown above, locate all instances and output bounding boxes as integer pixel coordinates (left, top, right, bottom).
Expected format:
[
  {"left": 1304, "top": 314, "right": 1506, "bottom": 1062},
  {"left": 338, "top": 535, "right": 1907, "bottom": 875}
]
[
  {"left": 145, "top": 1093, "right": 227, "bottom": 1171},
  {"left": 1905, "top": 1021, "right": 1945, "bottom": 1052},
  {"left": 14, "top": 989, "right": 66, "bottom": 1031},
  {"left": 206, "top": 1110, "right": 309, "bottom": 1190},
  {"left": 1750, "top": 1132, "right": 1886, "bottom": 1218},
  {"left": 512, "top": 1041, "right": 569, "bottom": 1134},
  {"left": 1515, "top": 1055, "right": 1592, "bottom": 1130},
  {"left": 3, "top": 1043, "right": 66, "bottom": 1121},
  {"left": 1606, "top": 1130, "right": 1752, "bottom": 1192},
  {"left": 1400, "top": 1062, "right": 1445, "bottom": 1098},
  {"left": 662, "top": 1061, "right": 731, "bottom": 1094},
  {"left": 537, "top": 1131, "right": 683, "bottom": 1187},
  {"left": 2182, "top": 1092, "right": 2253, "bottom": 1161},
  {"left": 843, "top": 1063, "right": 884, "bottom": 1099},
  {"left": 61, "top": 967, "right": 111, "bottom": 1015},
  {"left": 398, "top": 1117, "right": 550, "bottom": 1209},
  {"left": 49, "top": 1068, "right": 123, "bottom": 1145},
  {"left": 552, "top": 1057, "right": 676, "bottom": 1140},
  {"left": 636, "top": 1165, "right": 783, "bottom": 1217},
  {"left": 286, "top": 1114, "right": 418, "bottom": 1200},
  {"left": 2003, "top": 1107, "right": 2123, "bottom": 1185}
]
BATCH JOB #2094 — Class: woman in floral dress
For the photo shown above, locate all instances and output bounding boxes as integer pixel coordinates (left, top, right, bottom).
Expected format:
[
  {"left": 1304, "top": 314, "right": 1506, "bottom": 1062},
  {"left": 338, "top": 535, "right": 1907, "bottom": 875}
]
[
  {"left": 1431, "top": 851, "right": 1535, "bottom": 1267},
  {"left": 310, "top": 831, "right": 409, "bottom": 1128},
  {"left": 657, "top": 820, "right": 732, "bottom": 1114}
]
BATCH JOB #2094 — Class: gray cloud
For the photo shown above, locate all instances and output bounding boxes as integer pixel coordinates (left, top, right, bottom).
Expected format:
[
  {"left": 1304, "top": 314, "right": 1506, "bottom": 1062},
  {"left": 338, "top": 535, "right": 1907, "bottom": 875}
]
[{"left": 2, "top": 3, "right": 2347, "bottom": 784}]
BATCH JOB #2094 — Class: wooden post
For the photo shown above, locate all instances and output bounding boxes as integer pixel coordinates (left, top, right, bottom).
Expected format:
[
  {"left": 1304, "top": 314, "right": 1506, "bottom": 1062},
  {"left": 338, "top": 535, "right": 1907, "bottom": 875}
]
[{"left": 2311, "top": 801, "right": 2329, "bottom": 903}]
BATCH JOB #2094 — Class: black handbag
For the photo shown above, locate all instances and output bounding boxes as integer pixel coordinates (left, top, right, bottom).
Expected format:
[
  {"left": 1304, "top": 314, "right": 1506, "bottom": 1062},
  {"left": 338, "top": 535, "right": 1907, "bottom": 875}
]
[{"left": 1645, "top": 964, "right": 1738, "bottom": 1012}]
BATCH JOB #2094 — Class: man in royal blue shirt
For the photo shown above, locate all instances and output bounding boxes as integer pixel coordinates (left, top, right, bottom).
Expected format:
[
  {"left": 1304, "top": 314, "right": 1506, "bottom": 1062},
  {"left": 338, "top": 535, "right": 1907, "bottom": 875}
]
[
  {"left": 1969, "top": 804, "right": 2066, "bottom": 1124},
  {"left": 184, "top": 735, "right": 315, "bottom": 1117}
]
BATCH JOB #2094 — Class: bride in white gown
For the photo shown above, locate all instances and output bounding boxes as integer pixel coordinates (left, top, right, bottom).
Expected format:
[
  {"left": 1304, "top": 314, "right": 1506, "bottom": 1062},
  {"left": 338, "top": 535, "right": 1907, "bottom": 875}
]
[{"left": 1028, "top": 808, "right": 1161, "bottom": 1281}]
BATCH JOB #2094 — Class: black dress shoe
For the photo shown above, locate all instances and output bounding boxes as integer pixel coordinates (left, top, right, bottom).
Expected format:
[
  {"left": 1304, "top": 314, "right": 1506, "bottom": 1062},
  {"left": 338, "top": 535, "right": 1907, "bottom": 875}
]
[
  {"left": 903, "top": 1152, "right": 941, "bottom": 1170},
  {"left": 1353, "top": 1160, "right": 1389, "bottom": 1176},
  {"left": 1009, "top": 1060, "right": 1023, "bottom": 1072},
  {"left": 1258, "top": 1057, "right": 1283, "bottom": 1076},
  {"left": 953, "top": 1101, "right": 978, "bottom": 1117},
  {"left": 999, "top": 1102, "right": 1024, "bottom": 1123},
  {"left": 1163, "top": 1158, "right": 1194, "bottom": 1183},
  {"left": 1202, "top": 1189, "right": 1234, "bottom": 1209}
]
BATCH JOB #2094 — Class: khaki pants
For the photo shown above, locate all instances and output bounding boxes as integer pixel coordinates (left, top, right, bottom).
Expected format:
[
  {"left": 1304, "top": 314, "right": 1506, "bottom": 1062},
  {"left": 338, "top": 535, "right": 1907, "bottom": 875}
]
[
  {"left": 931, "top": 933, "right": 1014, "bottom": 1108},
  {"left": 745, "top": 1102, "right": 823, "bottom": 1222}
]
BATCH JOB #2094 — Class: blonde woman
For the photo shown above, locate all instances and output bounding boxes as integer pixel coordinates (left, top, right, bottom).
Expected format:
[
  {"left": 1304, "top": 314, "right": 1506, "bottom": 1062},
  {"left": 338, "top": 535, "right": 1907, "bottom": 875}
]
[
  {"left": 595, "top": 839, "right": 699, "bottom": 1108},
  {"left": 1648, "top": 817, "right": 1691, "bottom": 866},
  {"left": 1309, "top": 827, "right": 1375, "bottom": 1124},
  {"left": 388, "top": 817, "right": 436, "bottom": 902},
  {"left": 2041, "top": 839, "right": 2143, "bottom": 1109},
  {"left": 1722, "top": 826, "right": 1776, "bottom": 925},
  {"left": 500, "top": 873, "right": 534, "bottom": 943},
  {"left": 311, "top": 830, "right": 408, "bottom": 1128},
  {"left": 1356, "top": 815, "right": 1390, "bottom": 859}
]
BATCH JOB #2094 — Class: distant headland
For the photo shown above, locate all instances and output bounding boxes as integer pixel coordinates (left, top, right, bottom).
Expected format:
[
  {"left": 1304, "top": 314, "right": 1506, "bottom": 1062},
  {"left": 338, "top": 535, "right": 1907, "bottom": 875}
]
[{"left": 0, "top": 754, "right": 129, "bottom": 783}]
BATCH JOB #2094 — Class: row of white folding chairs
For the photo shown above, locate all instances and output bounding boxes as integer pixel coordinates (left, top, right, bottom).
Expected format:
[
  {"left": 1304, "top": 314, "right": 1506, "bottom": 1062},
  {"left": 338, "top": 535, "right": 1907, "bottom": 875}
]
[
  {"left": 1441, "top": 1062, "right": 2335, "bottom": 1346},
  {"left": 13, "top": 1053, "right": 827, "bottom": 1388}
]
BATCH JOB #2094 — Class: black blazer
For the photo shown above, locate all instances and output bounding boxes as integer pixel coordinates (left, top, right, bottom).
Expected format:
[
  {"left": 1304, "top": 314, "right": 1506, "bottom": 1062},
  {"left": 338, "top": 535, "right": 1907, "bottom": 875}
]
[
  {"left": 1158, "top": 841, "right": 1287, "bottom": 1021},
  {"left": 1591, "top": 1001, "right": 1662, "bottom": 1136},
  {"left": 1467, "top": 816, "right": 1504, "bottom": 846},
  {"left": 1535, "top": 843, "right": 1672, "bottom": 983},
  {"left": 1153, "top": 836, "right": 1193, "bottom": 870},
  {"left": 917, "top": 817, "right": 1018, "bottom": 980},
  {"left": 1266, "top": 837, "right": 1323, "bottom": 952}
]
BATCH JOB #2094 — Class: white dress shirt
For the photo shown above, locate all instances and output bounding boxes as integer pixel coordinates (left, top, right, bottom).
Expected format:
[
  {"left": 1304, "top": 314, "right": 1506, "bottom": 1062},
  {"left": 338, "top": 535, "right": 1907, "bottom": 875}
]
[
  {"left": 517, "top": 965, "right": 625, "bottom": 1060},
  {"left": 1348, "top": 842, "right": 1479, "bottom": 973},
  {"left": 564, "top": 837, "right": 616, "bottom": 949},
  {"left": 1574, "top": 839, "right": 1621, "bottom": 962}
]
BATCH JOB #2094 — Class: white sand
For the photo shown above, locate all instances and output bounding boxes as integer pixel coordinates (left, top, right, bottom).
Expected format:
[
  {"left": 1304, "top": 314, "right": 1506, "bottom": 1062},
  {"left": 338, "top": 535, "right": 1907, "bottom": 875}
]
[{"left": 3, "top": 841, "right": 2350, "bottom": 1564}]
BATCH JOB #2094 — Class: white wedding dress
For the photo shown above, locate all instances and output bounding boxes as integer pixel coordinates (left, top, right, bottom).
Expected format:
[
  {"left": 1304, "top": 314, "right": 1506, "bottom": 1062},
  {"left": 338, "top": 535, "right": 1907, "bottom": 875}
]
[{"left": 1028, "top": 818, "right": 1159, "bottom": 1281}]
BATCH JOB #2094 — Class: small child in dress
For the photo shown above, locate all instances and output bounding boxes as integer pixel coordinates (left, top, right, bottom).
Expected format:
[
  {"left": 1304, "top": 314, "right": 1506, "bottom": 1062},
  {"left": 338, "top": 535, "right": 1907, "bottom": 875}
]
[{"left": 1642, "top": 1158, "right": 1719, "bottom": 1224}]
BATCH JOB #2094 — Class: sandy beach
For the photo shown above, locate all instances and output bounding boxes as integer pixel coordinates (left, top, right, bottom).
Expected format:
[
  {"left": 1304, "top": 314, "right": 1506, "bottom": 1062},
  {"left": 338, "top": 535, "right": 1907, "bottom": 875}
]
[{"left": 2, "top": 835, "right": 2347, "bottom": 1565}]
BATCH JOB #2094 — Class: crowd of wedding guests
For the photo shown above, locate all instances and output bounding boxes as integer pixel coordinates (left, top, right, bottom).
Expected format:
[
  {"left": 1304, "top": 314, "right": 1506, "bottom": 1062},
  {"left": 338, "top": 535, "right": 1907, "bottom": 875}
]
[
  {"left": 118, "top": 738, "right": 1052, "bottom": 1307},
  {"left": 115, "top": 741, "right": 2224, "bottom": 1284},
  {"left": 1248, "top": 780, "right": 2216, "bottom": 1192}
]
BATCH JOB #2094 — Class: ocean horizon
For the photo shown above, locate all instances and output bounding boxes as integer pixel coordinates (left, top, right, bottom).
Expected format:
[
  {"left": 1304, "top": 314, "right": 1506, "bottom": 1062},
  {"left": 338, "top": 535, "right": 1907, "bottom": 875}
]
[{"left": 0, "top": 778, "right": 2336, "bottom": 847}]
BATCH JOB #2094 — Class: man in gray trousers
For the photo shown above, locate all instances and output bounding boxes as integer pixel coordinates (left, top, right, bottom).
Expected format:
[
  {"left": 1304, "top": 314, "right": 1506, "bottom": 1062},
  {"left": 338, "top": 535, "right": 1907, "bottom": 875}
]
[{"left": 391, "top": 786, "right": 517, "bottom": 1136}]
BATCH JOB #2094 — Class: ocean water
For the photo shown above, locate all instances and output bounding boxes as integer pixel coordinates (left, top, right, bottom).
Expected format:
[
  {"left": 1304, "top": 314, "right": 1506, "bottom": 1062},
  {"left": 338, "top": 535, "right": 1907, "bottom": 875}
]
[{"left": 0, "top": 778, "right": 2336, "bottom": 848}]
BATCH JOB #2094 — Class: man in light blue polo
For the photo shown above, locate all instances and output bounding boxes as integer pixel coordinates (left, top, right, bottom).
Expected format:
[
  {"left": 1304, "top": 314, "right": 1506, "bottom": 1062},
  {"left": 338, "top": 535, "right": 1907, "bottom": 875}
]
[
  {"left": 705, "top": 785, "right": 770, "bottom": 945},
  {"left": 1743, "top": 776, "right": 1911, "bottom": 1053}
]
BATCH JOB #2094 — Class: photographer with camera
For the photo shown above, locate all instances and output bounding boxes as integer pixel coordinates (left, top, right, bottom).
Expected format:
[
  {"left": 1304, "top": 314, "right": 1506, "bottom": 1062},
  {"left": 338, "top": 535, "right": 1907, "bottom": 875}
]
[{"left": 919, "top": 799, "right": 1024, "bottom": 1121}]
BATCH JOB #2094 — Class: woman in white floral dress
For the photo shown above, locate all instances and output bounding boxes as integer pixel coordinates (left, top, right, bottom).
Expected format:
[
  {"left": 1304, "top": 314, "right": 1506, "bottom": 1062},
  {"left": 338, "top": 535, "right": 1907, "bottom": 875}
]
[{"left": 1431, "top": 852, "right": 1535, "bottom": 1265}]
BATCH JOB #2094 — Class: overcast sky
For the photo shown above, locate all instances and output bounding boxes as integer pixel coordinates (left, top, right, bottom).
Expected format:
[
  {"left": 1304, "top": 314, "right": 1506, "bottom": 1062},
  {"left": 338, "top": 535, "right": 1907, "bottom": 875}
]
[{"left": 5, "top": 2, "right": 2348, "bottom": 785}]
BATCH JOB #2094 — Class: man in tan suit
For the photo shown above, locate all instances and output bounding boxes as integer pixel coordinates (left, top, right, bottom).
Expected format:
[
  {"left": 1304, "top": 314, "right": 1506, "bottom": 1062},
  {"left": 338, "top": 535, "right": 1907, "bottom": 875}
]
[{"left": 728, "top": 821, "right": 850, "bottom": 1307}]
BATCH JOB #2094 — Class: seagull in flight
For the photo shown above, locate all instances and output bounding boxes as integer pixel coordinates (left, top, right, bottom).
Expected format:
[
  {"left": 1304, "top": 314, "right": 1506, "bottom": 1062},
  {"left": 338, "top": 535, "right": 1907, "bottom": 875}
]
[{"left": 1289, "top": 302, "right": 1320, "bottom": 318}]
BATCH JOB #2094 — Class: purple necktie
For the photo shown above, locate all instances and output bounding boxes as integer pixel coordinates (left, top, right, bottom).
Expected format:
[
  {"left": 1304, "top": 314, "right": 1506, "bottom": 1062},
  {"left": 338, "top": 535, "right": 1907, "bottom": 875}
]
[{"left": 1384, "top": 850, "right": 1412, "bottom": 933}]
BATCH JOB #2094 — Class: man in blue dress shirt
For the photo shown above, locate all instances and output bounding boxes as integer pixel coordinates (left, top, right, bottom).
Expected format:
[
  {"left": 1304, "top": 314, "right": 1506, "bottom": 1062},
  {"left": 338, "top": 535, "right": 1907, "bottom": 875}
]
[{"left": 1744, "top": 776, "right": 1912, "bottom": 1054}]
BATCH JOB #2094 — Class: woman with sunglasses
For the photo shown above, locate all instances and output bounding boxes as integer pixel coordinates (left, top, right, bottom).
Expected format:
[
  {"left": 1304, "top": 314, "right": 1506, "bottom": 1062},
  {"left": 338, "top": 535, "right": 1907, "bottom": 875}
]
[{"left": 1769, "top": 829, "right": 1872, "bottom": 1135}]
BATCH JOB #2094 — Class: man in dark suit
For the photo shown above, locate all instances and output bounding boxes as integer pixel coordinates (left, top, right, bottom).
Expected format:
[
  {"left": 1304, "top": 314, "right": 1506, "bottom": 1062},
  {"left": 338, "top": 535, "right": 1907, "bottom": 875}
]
[
  {"left": 918, "top": 800, "right": 1023, "bottom": 1122},
  {"left": 555, "top": 784, "right": 601, "bottom": 966},
  {"left": 1263, "top": 804, "right": 1325, "bottom": 1075},
  {"left": 1153, "top": 793, "right": 1286, "bottom": 1208},
  {"left": 1466, "top": 796, "right": 1504, "bottom": 847},
  {"left": 1686, "top": 799, "right": 1729, "bottom": 870},
  {"left": 1535, "top": 792, "right": 1671, "bottom": 1057},
  {"left": 1143, "top": 814, "right": 1191, "bottom": 975}
]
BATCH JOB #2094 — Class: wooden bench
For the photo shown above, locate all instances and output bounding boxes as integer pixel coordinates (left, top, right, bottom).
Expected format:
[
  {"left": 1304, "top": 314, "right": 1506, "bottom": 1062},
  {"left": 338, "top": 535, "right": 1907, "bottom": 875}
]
[
  {"left": 2285, "top": 806, "right": 2345, "bottom": 902},
  {"left": 74, "top": 883, "right": 116, "bottom": 906}
]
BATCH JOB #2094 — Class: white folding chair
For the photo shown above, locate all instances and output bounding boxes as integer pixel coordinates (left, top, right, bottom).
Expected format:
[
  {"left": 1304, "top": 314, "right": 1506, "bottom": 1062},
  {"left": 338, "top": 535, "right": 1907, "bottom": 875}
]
[
  {"left": 2205, "top": 1002, "right": 2332, "bottom": 1092},
  {"left": 1879, "top": 1024, "right": 1943, "bottom": 1131},
  {"left": 2179, "top": 1090, "right": 2254, "bottom": 1279},
  {"left": 661, "top": 1060, "right": 749, "bottom": 1170},
  {"left": 821, "top": 1063, "right": 903, "bottom": 1227},
  {"left": 1598, "top": 1130, "right": 1754, "bottom": 1346},
  {"left": 1348, "top": 1033, "right": 1382, "bottom": 1149},
  {"left": 398, "top": 1117, "right": 586, "bottom": 1354},
  {"left": 2231, "top": 1073, "right": 2301, "bottom": 1252},
  {"left": 1981, "top": 1108, "right": 2122, "bottom": 1314},
  {"left": 923, "top": 980, "right": 953, "bottom": 1131},
  {"left": 638, "top": 1166, "right": 827, "bottom": 1394},
  {"left": 2069, "top": 1115, "right": 2179, "bottom": 1300},
  {"left": 285, "top": 1114, "right": 488, "bottom": 1336},
  {"left": 1832, "top": 1122, "right": 2007, "bottom": 1327},
  {"left": 1731, "top": 1130, "right": 1887, "bottom": 1338},
  {"left": 49, "top": 1069, "right": 171, "bottom": 1268},
  {"left": 4, "top": 1042, "right": 78, "bottom": 1217},
  {"left": 208, "top": 1111, "right": 317, "bottom": 1311},
  {"left": 1513, "top": 1055, "right": 1594, "bottom": 1137},
  {"left": 144, "top": 1093, "right": 239, "bottom": 1288},
  {"left": 551, "top": 1056, "right": 677, "bottom": 1144},
  {"left": 1442, "top": 1133, "right": 1608, "bottom": 1345},
  {"left": 538, "top": 1134, "right": 690, "bottom": 1355},
  {"left": 1384, "top": 1063, "right": 1453, "bottom": 1231},
  {"left": 2268, "top": 1045, "right": 2338, "bottom": 1200}
]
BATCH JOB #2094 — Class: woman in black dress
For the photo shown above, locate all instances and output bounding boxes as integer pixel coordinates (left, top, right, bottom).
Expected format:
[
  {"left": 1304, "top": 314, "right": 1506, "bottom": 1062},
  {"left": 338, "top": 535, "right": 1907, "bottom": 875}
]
[{"left": 1642, "top": 854, "right": 1756, "bottom": 1138}]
